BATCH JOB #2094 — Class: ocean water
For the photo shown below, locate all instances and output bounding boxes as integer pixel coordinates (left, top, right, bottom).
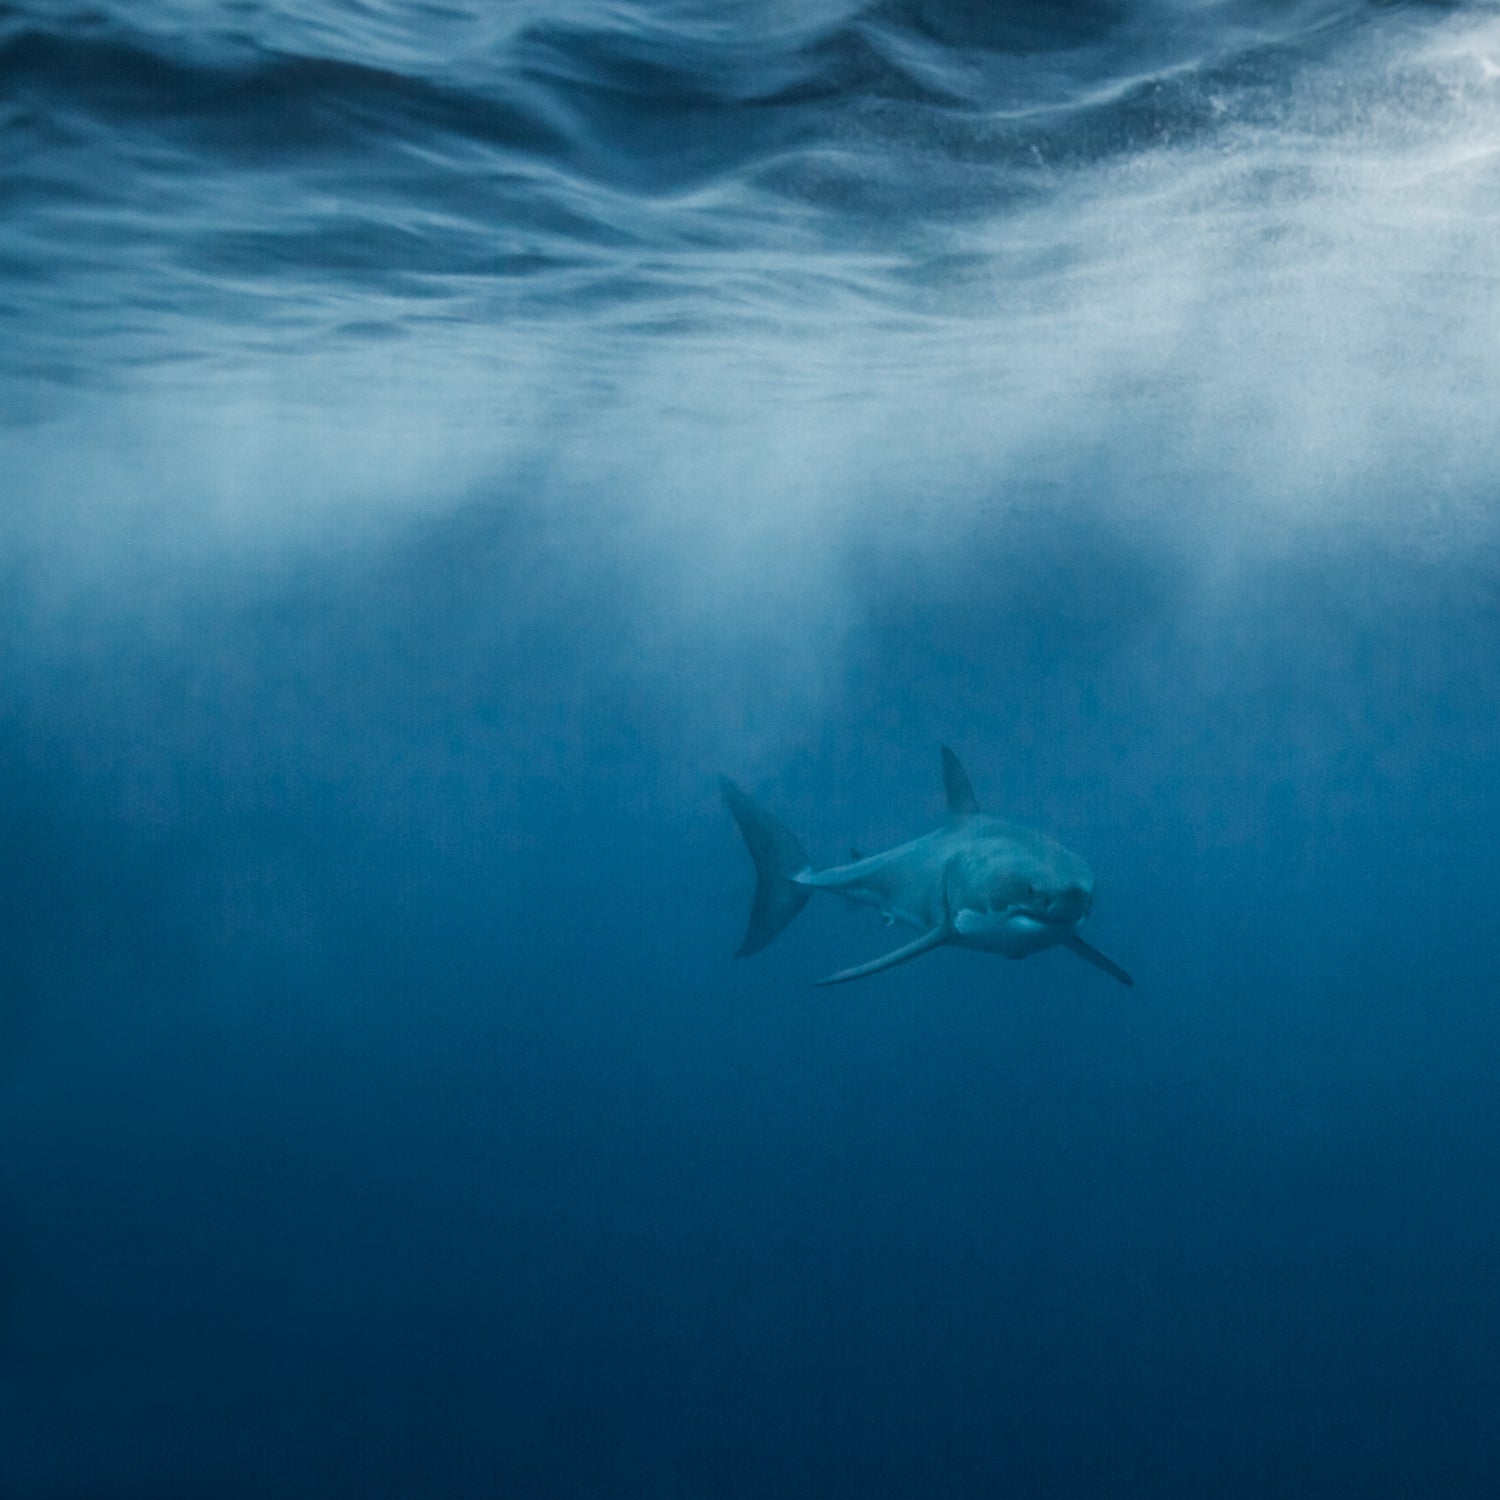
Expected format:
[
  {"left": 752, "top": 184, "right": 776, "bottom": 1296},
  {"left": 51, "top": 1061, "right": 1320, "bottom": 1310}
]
[{"left": 4, "top": 0, "right": 1500, "bottom": 1494}]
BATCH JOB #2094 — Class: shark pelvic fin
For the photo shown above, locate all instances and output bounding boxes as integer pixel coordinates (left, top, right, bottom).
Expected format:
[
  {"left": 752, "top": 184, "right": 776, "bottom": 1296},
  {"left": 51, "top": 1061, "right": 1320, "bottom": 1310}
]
[
  {"left": 940, "top": 745, "right": 981, "bottom": 818},
  {"left": 1063, "top": 934, "right": 1134, "bottom": 987},
  {"left": 813, "top": 925, "right": 947, "bottom": 987}
]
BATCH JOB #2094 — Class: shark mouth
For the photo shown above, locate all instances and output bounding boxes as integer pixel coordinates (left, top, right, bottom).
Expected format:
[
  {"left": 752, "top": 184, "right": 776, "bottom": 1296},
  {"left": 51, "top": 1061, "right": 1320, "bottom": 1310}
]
[
  {"left": 1005, "top": 908, "right": 1077, "bottom": 929},
  {"left": 953, "top": 906, "right": 1075, "bottom": 941}
]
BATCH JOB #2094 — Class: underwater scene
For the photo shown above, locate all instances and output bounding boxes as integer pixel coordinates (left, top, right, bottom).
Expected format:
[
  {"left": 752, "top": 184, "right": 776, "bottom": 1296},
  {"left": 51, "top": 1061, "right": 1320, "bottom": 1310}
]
[{"left": 4, "top": 0, "right": 1500, "bottom": 1494}]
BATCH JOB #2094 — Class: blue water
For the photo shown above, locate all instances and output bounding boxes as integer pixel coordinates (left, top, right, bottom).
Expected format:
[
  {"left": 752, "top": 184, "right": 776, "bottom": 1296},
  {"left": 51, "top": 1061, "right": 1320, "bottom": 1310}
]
[{"left": 5, "top": 0, "right": 1500, "bottom": 1493}]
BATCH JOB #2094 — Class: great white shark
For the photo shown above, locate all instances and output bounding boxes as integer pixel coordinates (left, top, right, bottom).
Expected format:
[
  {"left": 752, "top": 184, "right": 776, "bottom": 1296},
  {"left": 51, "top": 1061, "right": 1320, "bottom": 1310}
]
[{"left": 721, "top": 747, "right": 1133, "bottom": 987}]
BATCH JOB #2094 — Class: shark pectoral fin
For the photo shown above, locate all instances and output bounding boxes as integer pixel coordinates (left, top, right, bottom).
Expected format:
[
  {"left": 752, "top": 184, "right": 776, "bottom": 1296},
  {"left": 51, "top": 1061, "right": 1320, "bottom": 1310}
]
[
  {"left": 1063, "top": 934, "right": 1134, "bottom": 988},
  {"left": 813, "top": 925, "right": 948, "bottom": 987}
]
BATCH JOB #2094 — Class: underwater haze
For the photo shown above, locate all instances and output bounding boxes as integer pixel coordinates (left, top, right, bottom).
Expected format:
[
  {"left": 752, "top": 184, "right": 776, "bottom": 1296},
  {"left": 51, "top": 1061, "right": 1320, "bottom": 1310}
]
[{"left": 4, "top": 0, "right": 1500, "bottom": 1494}]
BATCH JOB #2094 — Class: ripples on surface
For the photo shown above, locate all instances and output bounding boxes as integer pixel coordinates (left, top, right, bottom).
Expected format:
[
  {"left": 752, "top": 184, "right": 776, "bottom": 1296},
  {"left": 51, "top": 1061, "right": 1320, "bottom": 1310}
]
[
  {"left": 2, "top": 0, "right": 1498, "bottom": 620},
  {"left": 3, "top": 2, "right": 1492, "bottom": 379}
]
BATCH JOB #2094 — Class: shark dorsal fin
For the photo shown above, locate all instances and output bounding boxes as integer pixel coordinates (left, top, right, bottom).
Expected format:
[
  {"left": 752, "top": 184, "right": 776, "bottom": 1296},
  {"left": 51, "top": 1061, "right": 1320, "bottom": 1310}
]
[{"left": 940, "top": 746, "right": 980, "bottom": 818}]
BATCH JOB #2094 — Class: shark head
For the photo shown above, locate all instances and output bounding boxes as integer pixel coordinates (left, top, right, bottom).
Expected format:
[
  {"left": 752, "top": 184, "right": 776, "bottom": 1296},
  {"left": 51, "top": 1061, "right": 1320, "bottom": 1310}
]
[{"left": 947, "top": 832, "right": 1095, "bottom": 957}]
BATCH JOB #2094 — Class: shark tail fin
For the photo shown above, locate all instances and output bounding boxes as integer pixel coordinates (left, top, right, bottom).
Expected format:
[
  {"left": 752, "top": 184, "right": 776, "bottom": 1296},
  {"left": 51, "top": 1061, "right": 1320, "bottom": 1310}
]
[{"left": 720, "top": 776, "right": 813, "bottom": 957}]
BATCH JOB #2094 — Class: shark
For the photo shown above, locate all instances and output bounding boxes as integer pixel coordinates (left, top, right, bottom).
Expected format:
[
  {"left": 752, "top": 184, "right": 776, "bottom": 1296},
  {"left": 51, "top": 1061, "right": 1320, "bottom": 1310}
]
[{"left": 721, "top": 747, "right": 1132, "bottom": 988}]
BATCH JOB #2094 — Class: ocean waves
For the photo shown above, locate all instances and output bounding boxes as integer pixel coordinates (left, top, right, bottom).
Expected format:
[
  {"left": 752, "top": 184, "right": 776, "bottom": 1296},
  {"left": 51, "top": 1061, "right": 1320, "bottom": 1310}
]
[
  {"left": 5, "top": 0, "right": 1482, "bottom": 391},
  {"left": 2, "top": 0, "right": 1497, "bottom": 604}
]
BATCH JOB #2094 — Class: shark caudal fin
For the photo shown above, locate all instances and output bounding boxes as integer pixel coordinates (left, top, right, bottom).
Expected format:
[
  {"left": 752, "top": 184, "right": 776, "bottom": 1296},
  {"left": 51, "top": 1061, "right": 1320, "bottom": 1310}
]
[{"left": 720, "top": 777, "right": 813, "bottom": 957}]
